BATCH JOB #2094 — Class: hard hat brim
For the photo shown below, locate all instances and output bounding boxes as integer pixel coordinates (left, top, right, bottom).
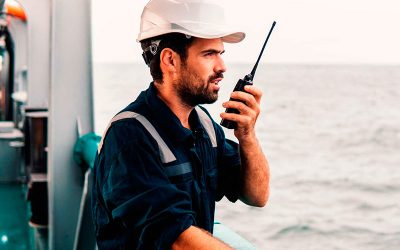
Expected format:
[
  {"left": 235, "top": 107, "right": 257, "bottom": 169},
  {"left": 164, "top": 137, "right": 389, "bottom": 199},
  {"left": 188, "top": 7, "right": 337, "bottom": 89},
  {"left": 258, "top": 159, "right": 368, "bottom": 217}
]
[{"left": 137, "top": 23, "right": 245, "bottom": 43}]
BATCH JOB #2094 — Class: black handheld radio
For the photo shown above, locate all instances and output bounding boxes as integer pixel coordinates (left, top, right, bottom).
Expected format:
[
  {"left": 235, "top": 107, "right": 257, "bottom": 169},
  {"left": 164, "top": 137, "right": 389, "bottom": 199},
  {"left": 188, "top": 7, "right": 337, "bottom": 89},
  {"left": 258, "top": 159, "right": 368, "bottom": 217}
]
[{"left": 220, "top": 21, "right": 276, "bottom": 129}]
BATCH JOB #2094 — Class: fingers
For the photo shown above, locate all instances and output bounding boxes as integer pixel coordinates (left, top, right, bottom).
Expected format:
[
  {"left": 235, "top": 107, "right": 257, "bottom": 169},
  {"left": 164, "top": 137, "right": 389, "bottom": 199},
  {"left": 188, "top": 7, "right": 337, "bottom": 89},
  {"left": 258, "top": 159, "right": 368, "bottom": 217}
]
[
  {"left": 244, "top": 85, "right": 263, "bottom": 104},
  {"left": 220, "top": 108, "right": 254, "bottom": 126},
  {"left": 230, "top": 85, "right": 262, "bottom": 107},
  {"left": 225, "top": 85, "right": 262, "bottom": 114},
  {"left": 220, "top": 85, "right": 263, "bottom": 130},
  {"left": 222, "top": 99, "right": 258, "bottom": 118}
]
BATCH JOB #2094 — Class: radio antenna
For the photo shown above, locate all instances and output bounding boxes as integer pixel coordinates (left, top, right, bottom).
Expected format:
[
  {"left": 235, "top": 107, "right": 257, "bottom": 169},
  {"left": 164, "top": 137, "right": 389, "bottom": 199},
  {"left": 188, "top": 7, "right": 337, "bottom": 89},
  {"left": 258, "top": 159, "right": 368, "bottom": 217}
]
[{"left": 246, "top": 21, "right": 276, "bottom": 81}]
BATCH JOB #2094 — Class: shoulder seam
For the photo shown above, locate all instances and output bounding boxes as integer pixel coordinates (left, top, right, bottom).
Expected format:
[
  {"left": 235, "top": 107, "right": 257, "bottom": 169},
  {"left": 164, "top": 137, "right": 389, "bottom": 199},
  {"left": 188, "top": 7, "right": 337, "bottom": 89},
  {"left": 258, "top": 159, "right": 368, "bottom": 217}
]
[{"left": 98, "top": 111, "right": 176, "bottom": 163}]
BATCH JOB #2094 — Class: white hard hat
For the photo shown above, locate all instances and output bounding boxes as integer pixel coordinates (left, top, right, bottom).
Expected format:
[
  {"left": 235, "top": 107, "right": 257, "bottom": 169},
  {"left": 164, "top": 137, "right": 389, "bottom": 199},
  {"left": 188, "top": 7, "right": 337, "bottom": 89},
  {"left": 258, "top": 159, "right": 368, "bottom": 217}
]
[{"left": 137, "top": 0, "right": 245, "bottom": 43}]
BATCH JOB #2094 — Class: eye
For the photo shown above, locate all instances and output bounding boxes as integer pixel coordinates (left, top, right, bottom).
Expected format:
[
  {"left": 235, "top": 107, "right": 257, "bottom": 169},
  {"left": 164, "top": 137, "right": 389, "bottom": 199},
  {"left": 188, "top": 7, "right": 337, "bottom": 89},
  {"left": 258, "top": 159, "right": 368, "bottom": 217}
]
[{"left": 202, "top": 50, "right": 224, "bottom": 58}]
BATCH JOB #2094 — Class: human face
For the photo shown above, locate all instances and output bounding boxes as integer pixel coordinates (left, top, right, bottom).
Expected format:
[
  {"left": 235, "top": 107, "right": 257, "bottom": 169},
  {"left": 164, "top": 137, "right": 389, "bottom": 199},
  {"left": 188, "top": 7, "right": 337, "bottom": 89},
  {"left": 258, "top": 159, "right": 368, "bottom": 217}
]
[{"left": 174, "top": 38, "right": 226, "bottom": 107}]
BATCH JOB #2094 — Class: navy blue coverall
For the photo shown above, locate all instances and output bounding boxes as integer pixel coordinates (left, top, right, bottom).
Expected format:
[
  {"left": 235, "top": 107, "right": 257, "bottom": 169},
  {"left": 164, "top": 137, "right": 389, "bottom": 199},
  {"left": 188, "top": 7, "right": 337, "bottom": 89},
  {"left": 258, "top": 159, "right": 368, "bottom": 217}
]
[{"left": 92, "top": 83, "right": 241, "bottom": 249}]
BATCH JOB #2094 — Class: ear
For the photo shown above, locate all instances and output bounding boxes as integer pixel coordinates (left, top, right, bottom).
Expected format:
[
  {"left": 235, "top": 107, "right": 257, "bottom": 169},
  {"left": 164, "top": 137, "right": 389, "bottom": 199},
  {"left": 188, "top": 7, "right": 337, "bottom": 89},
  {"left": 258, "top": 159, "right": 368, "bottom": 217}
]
[{"left": 159, "top": 48, "right": 180, "bottom": 73}]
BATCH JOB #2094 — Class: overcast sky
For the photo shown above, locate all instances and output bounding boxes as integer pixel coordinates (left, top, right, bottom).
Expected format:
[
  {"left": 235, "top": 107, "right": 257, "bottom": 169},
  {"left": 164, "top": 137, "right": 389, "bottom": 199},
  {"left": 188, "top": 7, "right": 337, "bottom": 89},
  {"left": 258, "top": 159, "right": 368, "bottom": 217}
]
[{"left": 92, "top": 0, "right": 400, "bottom": 64}]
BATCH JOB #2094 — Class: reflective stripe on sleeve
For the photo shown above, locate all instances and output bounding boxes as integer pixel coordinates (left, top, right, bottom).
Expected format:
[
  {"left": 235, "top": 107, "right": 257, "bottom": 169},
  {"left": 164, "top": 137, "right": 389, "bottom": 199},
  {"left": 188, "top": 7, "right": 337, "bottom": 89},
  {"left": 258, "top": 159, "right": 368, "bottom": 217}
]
[
  {"left": 195, "top": 106, "right": 217, "bottom": 148},
  {"left": 97, "top": 111, "right": 176, "bottom": 163}
]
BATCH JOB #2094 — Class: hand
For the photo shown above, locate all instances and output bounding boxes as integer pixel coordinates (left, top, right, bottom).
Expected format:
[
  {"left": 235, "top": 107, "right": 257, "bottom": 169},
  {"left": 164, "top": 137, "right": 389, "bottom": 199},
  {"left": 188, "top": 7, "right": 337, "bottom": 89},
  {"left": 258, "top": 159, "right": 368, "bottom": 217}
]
[{"left": 220, "top": 85, "right": 263, "bottom": 142}]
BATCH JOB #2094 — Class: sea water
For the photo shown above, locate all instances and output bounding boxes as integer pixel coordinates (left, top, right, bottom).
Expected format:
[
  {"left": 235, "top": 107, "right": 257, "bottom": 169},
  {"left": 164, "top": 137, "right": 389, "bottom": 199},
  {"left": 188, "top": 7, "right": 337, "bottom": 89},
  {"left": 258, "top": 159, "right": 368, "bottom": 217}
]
[{"left": 93, "top": 63, "right": 400, "bottom": 250}]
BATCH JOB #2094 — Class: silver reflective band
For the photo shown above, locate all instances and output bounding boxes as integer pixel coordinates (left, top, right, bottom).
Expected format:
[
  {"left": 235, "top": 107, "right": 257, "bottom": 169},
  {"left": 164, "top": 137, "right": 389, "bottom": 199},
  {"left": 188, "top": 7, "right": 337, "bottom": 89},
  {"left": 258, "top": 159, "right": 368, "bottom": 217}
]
[
  {"left": 97, "top": 108, "right": 217, "bottom": 163},
  {"left": 195, "top": 107, "right": 217, "bottom": 148},
  {"left": 165, "top": 162, "right": 192, "bottom": 177},
  {"left": 97, "top": 111, "right": 176, "bottom": 163}
]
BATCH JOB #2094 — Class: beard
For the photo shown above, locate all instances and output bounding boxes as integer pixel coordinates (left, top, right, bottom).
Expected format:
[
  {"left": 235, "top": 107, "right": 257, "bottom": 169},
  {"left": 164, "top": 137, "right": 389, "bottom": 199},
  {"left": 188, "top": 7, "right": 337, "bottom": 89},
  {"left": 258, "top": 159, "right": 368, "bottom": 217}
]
[{"left": 174, "top": 63, "right": 224, "bottom": 107}]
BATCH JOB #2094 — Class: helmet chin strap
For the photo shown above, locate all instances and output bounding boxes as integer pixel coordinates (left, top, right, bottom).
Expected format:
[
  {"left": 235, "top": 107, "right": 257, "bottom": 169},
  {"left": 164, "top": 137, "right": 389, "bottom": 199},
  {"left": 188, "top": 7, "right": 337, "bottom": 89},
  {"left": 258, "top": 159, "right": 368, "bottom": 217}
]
[
  {"left": 141, "top": 34, "right": 192, "bottom": 66},
  {"left": 142, "top": 39, "right": 161, "bottom": 66}
]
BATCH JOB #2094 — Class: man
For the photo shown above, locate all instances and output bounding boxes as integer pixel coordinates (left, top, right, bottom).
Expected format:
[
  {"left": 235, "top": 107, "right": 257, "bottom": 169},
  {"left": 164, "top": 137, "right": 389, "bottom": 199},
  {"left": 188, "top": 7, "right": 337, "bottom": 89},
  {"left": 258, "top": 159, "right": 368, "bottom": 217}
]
[{"left": 92, "top": 0, "right": 270, "bottom": 249}]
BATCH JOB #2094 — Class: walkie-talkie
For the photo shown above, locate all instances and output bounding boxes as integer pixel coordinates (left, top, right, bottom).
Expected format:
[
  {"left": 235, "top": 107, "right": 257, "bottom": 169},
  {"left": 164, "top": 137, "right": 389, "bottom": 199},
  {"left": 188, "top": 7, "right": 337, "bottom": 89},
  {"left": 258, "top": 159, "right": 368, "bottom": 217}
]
[{"left": 221, "top": 21, "right": 276, "bottom": 129}]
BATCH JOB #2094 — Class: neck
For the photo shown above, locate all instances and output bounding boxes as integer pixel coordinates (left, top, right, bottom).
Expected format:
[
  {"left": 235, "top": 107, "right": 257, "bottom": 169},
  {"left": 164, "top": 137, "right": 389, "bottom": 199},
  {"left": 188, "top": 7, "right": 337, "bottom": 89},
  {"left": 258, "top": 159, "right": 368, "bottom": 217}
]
[{"left": 154, "top": 81, "right": 193, "bottom": 129}]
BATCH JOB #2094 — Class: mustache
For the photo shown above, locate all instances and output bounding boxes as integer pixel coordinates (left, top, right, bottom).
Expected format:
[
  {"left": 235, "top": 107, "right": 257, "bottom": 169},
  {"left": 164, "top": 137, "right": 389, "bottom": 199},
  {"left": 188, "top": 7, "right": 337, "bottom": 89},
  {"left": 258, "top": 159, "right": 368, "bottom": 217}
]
[{"left": 208, "top": 72, "right": 224, "bottom": 82}]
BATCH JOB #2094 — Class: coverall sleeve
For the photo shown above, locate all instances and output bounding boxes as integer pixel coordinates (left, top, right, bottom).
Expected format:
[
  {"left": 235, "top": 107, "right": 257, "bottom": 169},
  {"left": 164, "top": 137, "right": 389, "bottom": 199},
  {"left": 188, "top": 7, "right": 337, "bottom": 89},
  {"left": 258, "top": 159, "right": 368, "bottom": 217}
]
[{"left": 101, "top": 121, "right": 194, "bottom": 249}]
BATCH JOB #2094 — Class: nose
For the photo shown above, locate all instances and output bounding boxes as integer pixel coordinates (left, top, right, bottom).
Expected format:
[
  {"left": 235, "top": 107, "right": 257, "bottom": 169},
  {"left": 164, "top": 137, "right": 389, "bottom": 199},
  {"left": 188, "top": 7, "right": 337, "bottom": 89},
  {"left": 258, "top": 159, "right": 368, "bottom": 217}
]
[{"left": 215, "top": 54, "right": 226, "bottom": 73}]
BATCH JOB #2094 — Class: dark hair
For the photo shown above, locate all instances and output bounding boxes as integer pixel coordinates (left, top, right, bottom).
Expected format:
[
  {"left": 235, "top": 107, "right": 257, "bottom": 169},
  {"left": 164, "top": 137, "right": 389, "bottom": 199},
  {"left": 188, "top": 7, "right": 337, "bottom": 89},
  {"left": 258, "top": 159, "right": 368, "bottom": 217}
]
[{"left": 140, "top": 33, "right": 195, "bottom": 82}]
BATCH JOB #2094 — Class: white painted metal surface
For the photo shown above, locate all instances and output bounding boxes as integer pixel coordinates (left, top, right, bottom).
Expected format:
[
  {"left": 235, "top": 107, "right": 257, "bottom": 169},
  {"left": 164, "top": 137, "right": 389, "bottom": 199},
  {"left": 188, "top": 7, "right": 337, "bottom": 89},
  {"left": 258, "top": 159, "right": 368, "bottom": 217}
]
[{"left": 13, "top": 0, "right": 95, "bottom": 249}]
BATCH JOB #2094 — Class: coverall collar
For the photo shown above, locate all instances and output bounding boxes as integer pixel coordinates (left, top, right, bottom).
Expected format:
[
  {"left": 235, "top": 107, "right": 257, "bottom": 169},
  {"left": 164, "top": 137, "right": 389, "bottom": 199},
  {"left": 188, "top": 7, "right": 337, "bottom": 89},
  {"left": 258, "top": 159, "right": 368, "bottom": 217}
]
[{"left": 144, "top": 82, "right": 204, "bottom": 146}]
